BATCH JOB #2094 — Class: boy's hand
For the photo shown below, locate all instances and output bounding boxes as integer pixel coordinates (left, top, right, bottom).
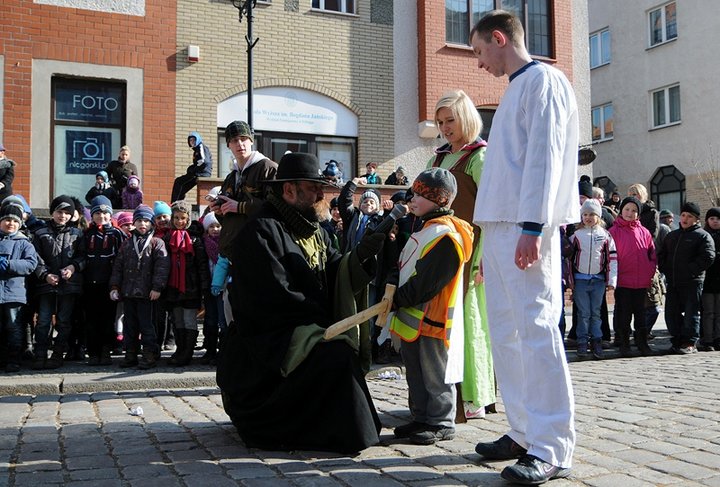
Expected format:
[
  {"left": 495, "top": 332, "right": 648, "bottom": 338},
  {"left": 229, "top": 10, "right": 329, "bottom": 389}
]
[
  {"left": 60, "top": 265, "right": 74, "bottom": 280},
  {"left": 46, "top": 274, "right": 60, "bottom": 286},
  {"left": 109, "top": 290, "right": 120, "bottom": 301},
  {"left": 149, "top": 290, "right": 161, "bottom": 301},
  {"left": 381, "top": 200, "right": 393, "bottom": 211}
]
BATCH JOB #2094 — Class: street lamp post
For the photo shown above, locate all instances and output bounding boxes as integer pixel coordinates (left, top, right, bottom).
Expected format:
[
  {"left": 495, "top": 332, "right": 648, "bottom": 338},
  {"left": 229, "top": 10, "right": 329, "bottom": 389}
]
[{"left": 231, "top": 0, "right": 259, "bottom": 127}]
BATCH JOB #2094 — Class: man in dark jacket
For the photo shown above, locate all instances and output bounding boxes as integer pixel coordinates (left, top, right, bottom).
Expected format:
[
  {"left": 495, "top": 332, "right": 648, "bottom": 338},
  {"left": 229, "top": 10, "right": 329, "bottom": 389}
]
[
  {"left": 216, "top": 152, "right": 385, "bottom": 454},
  {"left": 658, "top": 202, "right": 715, "bottom": 354}
]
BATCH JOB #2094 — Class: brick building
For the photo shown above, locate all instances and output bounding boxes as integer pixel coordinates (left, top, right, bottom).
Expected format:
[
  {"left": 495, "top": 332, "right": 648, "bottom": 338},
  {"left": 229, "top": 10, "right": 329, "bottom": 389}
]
[{"left": 0, "top": 0, "right": 176, "bottom": 208}]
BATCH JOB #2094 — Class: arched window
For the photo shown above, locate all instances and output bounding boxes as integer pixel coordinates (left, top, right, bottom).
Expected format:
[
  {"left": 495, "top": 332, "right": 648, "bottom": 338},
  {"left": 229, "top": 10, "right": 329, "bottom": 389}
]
[
  {"left": 650, "top": 165, "right": 685, "bottom": 217},
  {"left": 593, "top": 176, "right": 617, "bottom": 200}
]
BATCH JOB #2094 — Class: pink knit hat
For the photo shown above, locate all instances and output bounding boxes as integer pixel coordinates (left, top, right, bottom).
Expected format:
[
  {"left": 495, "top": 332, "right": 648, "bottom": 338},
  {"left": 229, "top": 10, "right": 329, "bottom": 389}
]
[{"left": 115, "top": 211, "right": 133, "bottom": 227}]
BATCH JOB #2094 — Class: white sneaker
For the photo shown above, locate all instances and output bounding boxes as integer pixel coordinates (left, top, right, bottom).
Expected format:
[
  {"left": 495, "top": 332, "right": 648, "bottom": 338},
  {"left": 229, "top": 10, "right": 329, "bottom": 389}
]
[{"left": 464, "top": 402, "right": 486, "bottom": 419}]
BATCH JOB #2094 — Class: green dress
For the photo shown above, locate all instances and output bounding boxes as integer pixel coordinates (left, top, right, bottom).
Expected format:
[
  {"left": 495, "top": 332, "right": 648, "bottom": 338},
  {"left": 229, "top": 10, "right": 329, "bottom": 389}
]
[{"left": 428, "top": 145, "right": 496, "bottom": 408}]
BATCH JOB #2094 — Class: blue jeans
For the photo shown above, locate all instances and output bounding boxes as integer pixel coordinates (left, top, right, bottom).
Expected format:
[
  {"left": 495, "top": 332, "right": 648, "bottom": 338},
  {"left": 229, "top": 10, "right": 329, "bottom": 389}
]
[
  {"left": 665, "top": 283, "right": 702, "bottom": 347},
  {"left": 0, "top": 303, "right": 23, "bottom": 357},
  {"left": 573, "top": 278, "right": 605, "bottom": 342}
]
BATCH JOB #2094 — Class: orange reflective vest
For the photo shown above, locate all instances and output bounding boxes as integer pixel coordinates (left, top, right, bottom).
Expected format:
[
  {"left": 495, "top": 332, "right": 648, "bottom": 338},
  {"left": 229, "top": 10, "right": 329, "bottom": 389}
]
[{"left": 390, "top": 215, "right": 473, "bottom": 346}]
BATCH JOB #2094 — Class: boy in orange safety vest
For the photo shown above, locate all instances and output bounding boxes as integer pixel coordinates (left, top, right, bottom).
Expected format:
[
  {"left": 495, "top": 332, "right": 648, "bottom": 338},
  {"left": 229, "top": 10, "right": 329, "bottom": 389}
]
[{"left": 387, "top": 167, "right": 474, "bottom": 445}]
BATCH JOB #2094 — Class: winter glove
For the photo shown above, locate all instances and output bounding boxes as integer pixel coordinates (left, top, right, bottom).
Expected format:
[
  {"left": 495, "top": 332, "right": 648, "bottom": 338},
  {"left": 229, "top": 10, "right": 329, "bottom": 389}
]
[
  {"left": 211, "top": 285, "right": 223, "bottom": 296},
  {"left": 354, "top": 232, "right": 385, "bottom": 263},
  {"left": 0, "top": 256, "right": 8, "bottom": 273}
]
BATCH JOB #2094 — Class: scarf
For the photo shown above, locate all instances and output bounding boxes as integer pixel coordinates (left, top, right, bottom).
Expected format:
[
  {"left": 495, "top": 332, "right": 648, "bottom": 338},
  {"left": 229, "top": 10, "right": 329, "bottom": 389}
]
[
  {"left": 204, "top": 234, "right": 220, "bottom": 264},
  {"left": 168, "top": 229, "right": 195, "bottom": 293},
  {"left": 268, "top": 193, "right": 327, "bottom": 277}
]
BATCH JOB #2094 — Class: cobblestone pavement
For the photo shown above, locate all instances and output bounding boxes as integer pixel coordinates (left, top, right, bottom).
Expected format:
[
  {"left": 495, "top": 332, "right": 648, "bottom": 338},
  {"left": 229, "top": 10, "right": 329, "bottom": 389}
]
[{"left": 1, "top": 350, "right": 720, "bottom": 486}]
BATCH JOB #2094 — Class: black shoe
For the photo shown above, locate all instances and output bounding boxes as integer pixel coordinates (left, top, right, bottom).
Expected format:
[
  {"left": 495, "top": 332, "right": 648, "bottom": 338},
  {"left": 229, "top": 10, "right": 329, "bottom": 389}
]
[
  {"left": 475, "top": 434, "right": 527, "bottom": 460},
  {"left": 394, "top": 421, "right": 428, "bottom": 439},
  {"left": 501, "top": 454, "right": 571, "bottom": 485},
  {"left": 409, "top": 425, "right": 455, "bottom": 445},
  {"left": 5, "top": 363, "right": 21, "bottom": 373}
]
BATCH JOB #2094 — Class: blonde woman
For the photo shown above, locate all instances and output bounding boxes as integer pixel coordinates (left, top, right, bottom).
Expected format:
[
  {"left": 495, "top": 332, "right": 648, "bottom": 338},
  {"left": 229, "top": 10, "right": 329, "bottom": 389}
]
[
  {"left": 627, "top": 183, "right": 659, "bottom": 239},
  {"left": 428, "top": 89, "right": 495, "bottom": 420}
]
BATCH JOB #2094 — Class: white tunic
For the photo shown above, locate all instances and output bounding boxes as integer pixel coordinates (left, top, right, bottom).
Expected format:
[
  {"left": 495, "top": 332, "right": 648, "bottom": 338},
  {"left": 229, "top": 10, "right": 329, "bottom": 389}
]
[{"left": 473, "top": 62, "right": 580, "bottom": 227}]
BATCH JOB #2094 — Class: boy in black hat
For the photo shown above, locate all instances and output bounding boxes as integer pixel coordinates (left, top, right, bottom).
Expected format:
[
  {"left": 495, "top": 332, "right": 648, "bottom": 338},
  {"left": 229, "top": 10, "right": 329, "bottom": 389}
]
[
  {"left": 32, "top": 195, "right": 86, "bottom": 369},
  {"left": 658, "top": 202, "right": 715, "bottom": 354},
  {"left": 0, "top": 200, "right": 38, "bottom": 372}
]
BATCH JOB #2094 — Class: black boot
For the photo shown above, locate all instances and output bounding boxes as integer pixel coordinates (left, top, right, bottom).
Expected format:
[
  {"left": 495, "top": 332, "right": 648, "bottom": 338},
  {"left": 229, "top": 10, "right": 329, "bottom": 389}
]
[
  {"left": 634, "top": 328, "right": 652, "bottom": 356},
  {"left": 172, "top": 330, "right": 198, "bottom": 367},
  {"left": 168, "top": 329, "right": 186, "bottom": 365},
  {"left": 199, "top": 327, "right": 218, "bottom": 365},
  {"left": 618, "top": 329, "right": 632, "bottom": 357}
]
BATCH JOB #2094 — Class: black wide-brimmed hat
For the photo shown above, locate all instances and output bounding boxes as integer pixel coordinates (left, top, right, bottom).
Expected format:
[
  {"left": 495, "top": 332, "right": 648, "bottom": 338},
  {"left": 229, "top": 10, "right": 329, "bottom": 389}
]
[{"left": 271, "top": 152, "right": 337, "bottom": 186}]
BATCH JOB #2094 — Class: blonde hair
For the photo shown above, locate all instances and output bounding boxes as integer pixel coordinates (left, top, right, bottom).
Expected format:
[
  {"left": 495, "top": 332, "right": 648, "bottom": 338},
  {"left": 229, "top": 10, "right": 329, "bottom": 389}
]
[
  {"left": 434, "top": 90, "right": 482, "bottom": 144},
  {"left": 627, "top": 183, "right": 648, "bottom": 203},
  {"left": 580, "top": 213, "right": 605, "bottom": 229}
]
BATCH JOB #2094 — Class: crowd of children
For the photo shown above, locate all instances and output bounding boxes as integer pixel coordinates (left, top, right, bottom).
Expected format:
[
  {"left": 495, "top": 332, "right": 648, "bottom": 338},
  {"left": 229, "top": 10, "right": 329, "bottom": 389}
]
[
  {"left": 0, "top": 191, "right": 226, "bottom": 373},
  {"left": 565, "top": 181, "right": 720, "bottom": 358}
]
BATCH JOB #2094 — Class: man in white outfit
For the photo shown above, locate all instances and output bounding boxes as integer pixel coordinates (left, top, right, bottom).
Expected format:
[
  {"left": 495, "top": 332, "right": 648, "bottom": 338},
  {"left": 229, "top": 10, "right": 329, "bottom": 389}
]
[{"left": 470, "top": 10, "right": 578, "bottom": 485}]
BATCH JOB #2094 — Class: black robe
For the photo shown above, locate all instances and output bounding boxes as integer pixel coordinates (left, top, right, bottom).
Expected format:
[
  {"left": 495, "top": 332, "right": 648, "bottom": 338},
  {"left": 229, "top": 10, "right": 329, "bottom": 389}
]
[{"left": 216, "top": 202, "right": 381, "bottom": 453}]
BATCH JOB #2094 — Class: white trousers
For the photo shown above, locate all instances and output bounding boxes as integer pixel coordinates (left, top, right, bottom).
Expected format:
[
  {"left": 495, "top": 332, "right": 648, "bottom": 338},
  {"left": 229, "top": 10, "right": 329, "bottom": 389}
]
[{"left": 481, "top": 222, "right": 575, "bottom": 468}]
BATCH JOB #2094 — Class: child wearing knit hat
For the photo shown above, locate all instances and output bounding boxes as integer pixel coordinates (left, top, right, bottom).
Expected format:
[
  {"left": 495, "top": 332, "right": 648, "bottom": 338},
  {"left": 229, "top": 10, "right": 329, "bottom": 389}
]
[
  {"left": 0, "top": 201, "right": 39, "bottom": 372},
  {"left": 569, "top": 199, "right": 617, "bottom": 359},
  {"left": 109, "top": 204, "right": 171, "bottom": 369},
  {"left": 198, "top": 212, "right": 225, "bottom": 365},
  {"left": 121, "top": 175, "right": 144, "bottom": 210},
  {"left": 658, "top": 202, "right": 715, "bottom": 354},
  {"left": 608, "top": 196, "right": 657, "bottom": 357},
  {"left": 31, "top": 195, "right": 86, "bottom": 370},
  {"left": 389, "top": 168, "right": 475, "bottom": 445},
  {"left": 84, "top": 196, "right": 126, "bottom": 366},
  {"left": 338, "top": 179, "right": 384, "bottom": 253},
  {"left": 701, "top": 207, "right": 720, "bottom": 351},
  {"left": 162, "top": 199, "right": 211, "bottom": 367},
  {"left": 85, "top": 170, "right": 120, "bottom": 208}
]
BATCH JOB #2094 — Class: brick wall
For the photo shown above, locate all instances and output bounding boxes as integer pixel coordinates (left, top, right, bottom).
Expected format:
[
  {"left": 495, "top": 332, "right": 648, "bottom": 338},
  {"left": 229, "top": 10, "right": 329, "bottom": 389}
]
[
  {"left": 418, "top": 0, "right": 577, "bottom": 120},
  {"left": 175, "top": 0, "right": 394, "bottom": 180},
  {"left": 0, "top": 0, "right": 177, "bottom": 204}
]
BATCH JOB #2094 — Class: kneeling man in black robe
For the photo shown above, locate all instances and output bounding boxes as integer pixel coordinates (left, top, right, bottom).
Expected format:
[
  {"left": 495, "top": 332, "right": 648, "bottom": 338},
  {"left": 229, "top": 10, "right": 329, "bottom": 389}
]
[{"left": 217, "top": 152, "right": 385, "bottom": 453}]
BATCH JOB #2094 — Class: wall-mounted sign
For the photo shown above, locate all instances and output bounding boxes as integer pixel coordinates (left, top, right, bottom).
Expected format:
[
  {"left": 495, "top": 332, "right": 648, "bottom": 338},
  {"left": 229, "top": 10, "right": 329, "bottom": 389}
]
[
  {"left": 65, "top": 130, "right": 112, "bottom": 174},
  {"left": 55, "top": 85, "right": 124, "bottom": 124}
]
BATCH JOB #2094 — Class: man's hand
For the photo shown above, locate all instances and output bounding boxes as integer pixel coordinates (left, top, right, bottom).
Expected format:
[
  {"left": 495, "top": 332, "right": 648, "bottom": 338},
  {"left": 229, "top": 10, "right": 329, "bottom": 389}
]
[
  {"left": 149, "top": 290, "right": 161, "bottom": 301},
  {"left": 109, "top": 289, "right": 120, "bottom": 301},
  {"left": 353, "top": 177, "right": 367, "bottom": 186},
  {"left": 217, "top": 195, "right": 239, "bottom": 215},
  {"left": 46, "top": 274, "right": 60, "bottom": 286},
  {"left": 515, "top": 234, "right": 541, "bottom": 270},
  {"left": 381, "top": 199, "right": 393, "bottom": 211}
]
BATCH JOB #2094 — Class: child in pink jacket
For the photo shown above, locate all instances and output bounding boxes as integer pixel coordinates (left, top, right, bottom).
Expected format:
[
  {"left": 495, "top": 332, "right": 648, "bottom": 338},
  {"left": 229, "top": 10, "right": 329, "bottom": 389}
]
[{"left": 608, "top": 197, "right": 657, "bottom": 356}]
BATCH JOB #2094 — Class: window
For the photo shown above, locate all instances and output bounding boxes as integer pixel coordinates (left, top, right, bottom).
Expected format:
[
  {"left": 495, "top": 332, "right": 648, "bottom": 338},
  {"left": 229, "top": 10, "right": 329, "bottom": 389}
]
[
  {"left": 591, "top": 103, "right": 613, "bottom": 142},
  {"left": 445, "top": 0, "right": 552, "bottom": 58},
  {"left": 51, "top": 77, "right": 126, "bottom": 198},
  {"left": 593, "top": 176, "right": 617, "bottom": 202},
  {"left": 651, "top": 84, "right": 680, "bottom": 128},
  {"left": 478, "top": 107, "right": 496, "bottom": 141},
  {"left": 651, "top": 165, "right": 685, "bottom": 218},
  {"left": 589, "top": 28, "right": 610, "bottom": 68},
  {"left": 312, "top": 0, "right": 355, "bottom": 14},
  {"left": 649, "top": 2, "right": 677, "bottom": 47}
]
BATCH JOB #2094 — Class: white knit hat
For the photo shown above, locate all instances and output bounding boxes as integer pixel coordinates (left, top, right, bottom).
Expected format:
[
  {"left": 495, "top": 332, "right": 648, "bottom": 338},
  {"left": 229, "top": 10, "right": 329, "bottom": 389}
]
[{"left": 581, "top": 199, "right": 602, "bottom": 218}]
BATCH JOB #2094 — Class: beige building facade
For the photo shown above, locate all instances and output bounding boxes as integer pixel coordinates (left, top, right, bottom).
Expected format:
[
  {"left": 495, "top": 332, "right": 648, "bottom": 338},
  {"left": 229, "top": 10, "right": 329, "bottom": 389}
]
[
  {"left": 175, "top": 0, "right": 394, "bottom": 183},
  {"left": 589, "top": 0, "right": 720, "bottom": 216}
]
